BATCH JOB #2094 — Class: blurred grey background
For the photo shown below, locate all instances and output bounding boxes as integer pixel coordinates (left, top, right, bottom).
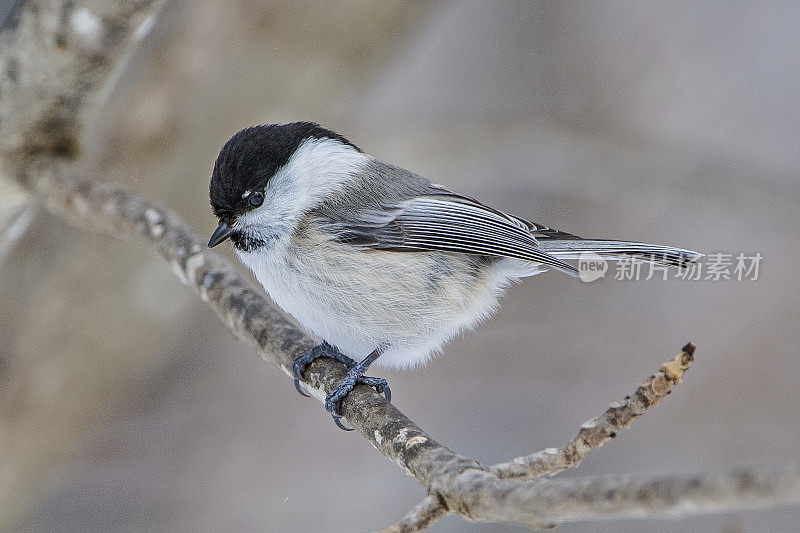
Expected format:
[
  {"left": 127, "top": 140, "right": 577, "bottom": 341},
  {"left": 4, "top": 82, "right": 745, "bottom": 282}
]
[{"left": 2, "top": 1, "right": 799, "bottom": 531}]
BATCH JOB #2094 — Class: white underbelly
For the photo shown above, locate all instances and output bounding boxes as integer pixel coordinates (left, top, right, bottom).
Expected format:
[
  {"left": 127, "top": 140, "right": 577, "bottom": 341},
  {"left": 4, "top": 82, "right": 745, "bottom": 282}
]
[{"left": 237, "top": 239, "right": 531, "bottom": 369}]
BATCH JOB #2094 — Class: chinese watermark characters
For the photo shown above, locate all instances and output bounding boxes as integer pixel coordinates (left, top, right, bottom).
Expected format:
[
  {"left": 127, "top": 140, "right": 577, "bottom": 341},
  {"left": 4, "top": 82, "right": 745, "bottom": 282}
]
[{"left": 577, "top": 252, "right": 762, "bottom": 282}]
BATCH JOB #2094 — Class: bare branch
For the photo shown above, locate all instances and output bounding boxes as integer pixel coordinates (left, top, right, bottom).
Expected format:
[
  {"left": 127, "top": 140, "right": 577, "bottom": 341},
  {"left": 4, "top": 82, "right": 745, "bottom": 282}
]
[
  {"left": 490, "top": 343, "right": 696, "bottom": 480},
  {"left": 376, "top": 495, "right": 448, "bottom": 533},
  {"left": 387, "top": 345, "right": 698, "bottom": 528}
]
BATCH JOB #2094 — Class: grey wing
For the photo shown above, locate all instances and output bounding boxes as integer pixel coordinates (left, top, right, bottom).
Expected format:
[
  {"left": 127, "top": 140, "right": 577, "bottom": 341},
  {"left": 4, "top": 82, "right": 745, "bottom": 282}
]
[{"left": 317, "top": 186, "right": 580, "bottom": 277}]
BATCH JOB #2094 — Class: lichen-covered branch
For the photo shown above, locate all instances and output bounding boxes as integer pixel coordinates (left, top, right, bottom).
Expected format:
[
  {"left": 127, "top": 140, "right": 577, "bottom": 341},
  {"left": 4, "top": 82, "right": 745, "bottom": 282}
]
[{"left": 2, "top": 1, "right": 799, "bottom": 532}]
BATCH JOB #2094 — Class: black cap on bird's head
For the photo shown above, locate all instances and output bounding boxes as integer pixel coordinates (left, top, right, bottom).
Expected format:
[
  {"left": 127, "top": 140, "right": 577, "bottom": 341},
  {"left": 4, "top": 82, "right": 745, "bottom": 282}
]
[{"left": 208, "top": 122, "right": 359, "bottom": 247}]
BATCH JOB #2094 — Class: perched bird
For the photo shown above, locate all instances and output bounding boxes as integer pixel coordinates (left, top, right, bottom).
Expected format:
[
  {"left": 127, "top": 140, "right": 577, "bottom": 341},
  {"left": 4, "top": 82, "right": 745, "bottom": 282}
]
[{"left": 208, "top": 122, "right": 701, "bottom": 429}]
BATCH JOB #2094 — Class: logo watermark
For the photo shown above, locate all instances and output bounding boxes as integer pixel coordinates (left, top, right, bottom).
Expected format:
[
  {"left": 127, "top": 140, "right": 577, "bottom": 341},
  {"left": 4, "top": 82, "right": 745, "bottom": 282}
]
[
  {"left": 577, "top": 252, "right": 762, "bottom": 282},
  {"left": 578, "top": 252, "right": 609, "bottom": 282}
]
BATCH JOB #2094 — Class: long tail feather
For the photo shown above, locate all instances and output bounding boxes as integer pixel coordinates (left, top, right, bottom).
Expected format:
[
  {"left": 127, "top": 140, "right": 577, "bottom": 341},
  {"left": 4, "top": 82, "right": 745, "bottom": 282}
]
[{"left": 537, "top": 239, "right": 703, "bottom": 268}]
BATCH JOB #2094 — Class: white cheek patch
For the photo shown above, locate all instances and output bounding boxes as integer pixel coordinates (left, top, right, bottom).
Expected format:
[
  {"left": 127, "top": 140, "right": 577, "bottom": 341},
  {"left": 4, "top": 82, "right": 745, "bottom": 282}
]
[{"left": 236, "top": 137, "right": 369, "bottom": 243}]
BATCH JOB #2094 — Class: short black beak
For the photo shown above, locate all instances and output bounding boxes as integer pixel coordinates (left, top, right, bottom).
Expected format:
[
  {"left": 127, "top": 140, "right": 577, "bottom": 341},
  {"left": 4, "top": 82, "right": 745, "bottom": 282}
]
[{"left": 208, "top": 221, "right": 235, "bottom": 247}]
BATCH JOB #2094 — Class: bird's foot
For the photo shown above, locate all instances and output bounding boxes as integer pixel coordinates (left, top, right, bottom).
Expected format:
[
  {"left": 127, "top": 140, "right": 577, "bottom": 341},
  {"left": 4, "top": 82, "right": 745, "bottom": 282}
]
[
  {"left": 292, "top": 342, "right": 391, "bottom": 431},
  {"left": 324, "top": 366, "right": 391, "bottom": 431},
  {"left": 292, "top": 341, "right": 356, "bottom": 397}
]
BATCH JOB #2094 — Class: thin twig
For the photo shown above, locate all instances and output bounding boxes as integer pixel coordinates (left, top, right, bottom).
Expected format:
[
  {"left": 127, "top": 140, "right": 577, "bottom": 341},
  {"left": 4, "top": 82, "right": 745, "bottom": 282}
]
[
  {"left": 382, "top": 345, "right": 696, "bottom": 530},
  {"left": 490, "top": 343, "right": 696, "bottom": 480},
  {"left": 376, "top": 495, "right": 449, "bottom": 533}
]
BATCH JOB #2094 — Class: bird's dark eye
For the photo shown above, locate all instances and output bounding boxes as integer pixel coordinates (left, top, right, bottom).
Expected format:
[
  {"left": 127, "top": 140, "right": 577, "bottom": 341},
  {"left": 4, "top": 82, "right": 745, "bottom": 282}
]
[{"left": 248, "top": 191, "right": 264, "bottom": 208}]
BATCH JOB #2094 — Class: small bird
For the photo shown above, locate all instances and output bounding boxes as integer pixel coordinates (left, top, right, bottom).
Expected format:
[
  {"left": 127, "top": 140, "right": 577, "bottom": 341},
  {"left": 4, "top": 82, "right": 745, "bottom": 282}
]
[{"left": 208, "top": 122, "right": 701, "bottom": 430}]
